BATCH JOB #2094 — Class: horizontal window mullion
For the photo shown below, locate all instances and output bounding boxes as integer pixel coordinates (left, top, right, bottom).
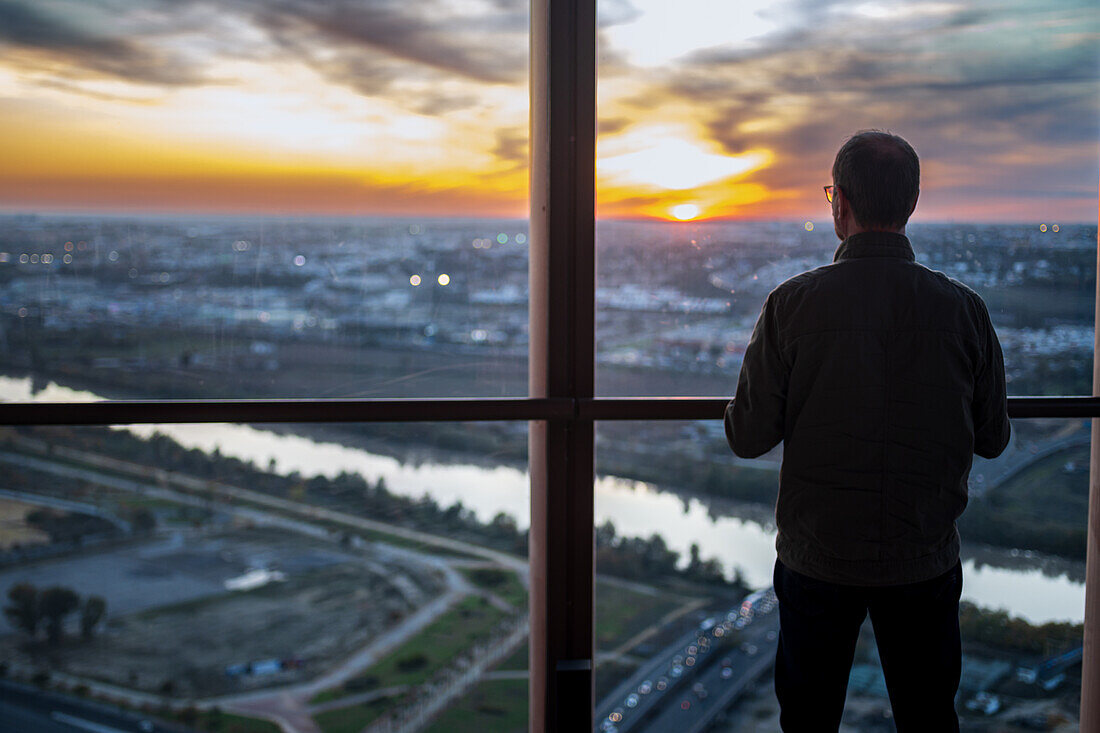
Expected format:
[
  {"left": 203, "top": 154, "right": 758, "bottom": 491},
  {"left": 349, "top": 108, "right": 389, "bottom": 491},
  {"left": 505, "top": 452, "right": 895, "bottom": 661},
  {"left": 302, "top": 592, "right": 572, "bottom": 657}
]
[
  {"left": 0, "top": 396, "right": 1097, "bottom": 425},
  {"left": 0, "top": 397, "right": 574, "bottom": 425}
]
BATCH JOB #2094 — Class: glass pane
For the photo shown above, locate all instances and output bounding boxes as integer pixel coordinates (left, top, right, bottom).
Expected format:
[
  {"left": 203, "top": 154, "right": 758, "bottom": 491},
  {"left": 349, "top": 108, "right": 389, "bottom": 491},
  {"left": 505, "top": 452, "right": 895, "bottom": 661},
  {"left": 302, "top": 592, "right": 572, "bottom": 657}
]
[
  {"left": 0, "top": 420, "right": 528, "bottom": 732},
  {"left": 595, "top": 1, "right": 1099, "bottom": 396},
  {"left": 595, "top": 418, "right": 1085, "bottom": 731},
  {"left": 0, "top": 0, "right": 530, "bottom": 398}
]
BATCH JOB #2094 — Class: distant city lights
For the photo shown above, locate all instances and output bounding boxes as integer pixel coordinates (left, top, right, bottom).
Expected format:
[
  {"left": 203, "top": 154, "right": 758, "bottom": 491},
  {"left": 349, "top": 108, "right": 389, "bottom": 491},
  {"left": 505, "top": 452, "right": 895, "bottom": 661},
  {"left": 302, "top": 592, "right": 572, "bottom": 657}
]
[
  {"left": 293, "top": 255, "right": 306, "bottom": 266},
  {"left": 804, "top": 222, "right": 814, "bottom": 231},
  {"left": 437, "top": 273, "right": 451, "bottom": 286},
  {"left": 409, "top": 274, "right": 422, "bottom": 286}
]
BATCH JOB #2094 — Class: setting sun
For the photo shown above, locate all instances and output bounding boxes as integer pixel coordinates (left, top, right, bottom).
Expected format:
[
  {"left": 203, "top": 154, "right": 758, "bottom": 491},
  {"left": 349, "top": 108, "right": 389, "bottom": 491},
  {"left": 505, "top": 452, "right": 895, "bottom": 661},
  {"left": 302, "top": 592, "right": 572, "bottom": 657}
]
[{"left": 670, "top": 204, "right": 700, "bottom": 221}]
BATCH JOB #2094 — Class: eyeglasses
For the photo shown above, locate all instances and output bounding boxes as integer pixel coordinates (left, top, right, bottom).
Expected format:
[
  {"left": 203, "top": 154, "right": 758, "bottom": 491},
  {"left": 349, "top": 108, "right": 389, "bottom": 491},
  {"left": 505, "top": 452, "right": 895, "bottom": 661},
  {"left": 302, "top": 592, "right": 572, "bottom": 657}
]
[{"left": 824, "top": 185, "right": 836, "bottom": 204}]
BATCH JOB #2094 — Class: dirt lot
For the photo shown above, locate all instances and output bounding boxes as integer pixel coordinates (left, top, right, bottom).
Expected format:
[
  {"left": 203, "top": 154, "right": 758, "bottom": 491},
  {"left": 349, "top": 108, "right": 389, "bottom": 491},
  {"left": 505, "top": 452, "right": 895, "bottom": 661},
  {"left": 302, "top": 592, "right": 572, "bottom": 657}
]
[
  {"left": 0, "top": 498, "right": 49, "bottom": 550},
  {"left": 0, "top": 526, "right": 445, "bottom": 697}
]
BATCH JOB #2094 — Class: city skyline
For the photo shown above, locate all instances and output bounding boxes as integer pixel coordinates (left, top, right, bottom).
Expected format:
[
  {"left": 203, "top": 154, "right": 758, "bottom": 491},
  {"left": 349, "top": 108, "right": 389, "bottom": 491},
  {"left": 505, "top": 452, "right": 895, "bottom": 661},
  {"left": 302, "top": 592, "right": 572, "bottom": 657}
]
[{"left": 0, "top": 0, "right": 1096, "bottom": 222}]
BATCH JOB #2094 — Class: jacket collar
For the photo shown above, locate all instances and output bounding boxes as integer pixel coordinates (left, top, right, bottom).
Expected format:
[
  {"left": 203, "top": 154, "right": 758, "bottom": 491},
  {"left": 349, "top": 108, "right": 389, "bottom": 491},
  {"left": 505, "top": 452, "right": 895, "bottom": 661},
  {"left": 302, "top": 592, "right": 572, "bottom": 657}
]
[{"left": 833, "top": 231, "right": 915, "bottom": 263}]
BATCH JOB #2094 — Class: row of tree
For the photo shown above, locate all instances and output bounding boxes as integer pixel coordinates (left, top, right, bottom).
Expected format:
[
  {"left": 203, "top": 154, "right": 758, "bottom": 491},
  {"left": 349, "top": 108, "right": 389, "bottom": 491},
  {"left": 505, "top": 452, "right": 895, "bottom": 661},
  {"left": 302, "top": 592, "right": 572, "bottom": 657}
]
[
  {"left": 4, "top": 583, "right": 106, "bottom": 644},
  {"left": 25, "top": 425, "right": 745, "bottom": 590},
  {"left": 959, "top": 600, "right": 1083, "bottom": 657}
]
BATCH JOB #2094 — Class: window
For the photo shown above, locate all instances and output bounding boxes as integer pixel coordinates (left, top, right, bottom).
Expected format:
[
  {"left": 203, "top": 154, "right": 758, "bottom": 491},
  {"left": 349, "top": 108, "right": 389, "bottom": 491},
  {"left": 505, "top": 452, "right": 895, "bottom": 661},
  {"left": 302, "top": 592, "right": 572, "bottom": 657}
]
[{"left": 1, "top": 0, "right": 1098, "bottom": 731}]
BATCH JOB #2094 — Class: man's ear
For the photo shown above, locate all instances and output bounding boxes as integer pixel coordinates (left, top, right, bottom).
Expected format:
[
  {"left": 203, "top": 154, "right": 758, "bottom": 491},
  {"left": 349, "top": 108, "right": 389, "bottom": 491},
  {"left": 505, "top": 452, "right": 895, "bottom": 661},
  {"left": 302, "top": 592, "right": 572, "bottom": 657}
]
[
  {"left": 907, "top": 192, "right": 919, "bottom": 218},
  {"left": 835, "top": 186, "right": 850, "bottom": 221}
]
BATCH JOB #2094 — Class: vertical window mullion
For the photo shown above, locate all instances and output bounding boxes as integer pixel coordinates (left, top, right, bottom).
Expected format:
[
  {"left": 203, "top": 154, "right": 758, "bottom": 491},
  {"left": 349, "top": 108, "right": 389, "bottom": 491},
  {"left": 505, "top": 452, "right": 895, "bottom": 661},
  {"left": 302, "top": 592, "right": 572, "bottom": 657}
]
[{"left": 528, "top": 0, "right": 597, "bottom": 731}]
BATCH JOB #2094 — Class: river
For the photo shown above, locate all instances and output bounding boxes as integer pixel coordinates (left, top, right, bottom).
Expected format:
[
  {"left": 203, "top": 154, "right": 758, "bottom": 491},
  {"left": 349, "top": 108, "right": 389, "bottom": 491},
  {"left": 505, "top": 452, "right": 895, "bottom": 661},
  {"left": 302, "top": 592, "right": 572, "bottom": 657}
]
[{"left": 0, "top": 376, "right": 1086, "bottom": 624}]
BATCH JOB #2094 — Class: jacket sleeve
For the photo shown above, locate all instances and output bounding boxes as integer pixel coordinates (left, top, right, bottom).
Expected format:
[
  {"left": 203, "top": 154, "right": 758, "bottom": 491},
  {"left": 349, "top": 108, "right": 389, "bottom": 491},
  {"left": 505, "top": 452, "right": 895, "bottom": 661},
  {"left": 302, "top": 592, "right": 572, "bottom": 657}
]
[
  {"left": 972, "top": 298, "right": 1011, "bottom": 459},
  {"left": 725, "top": 291, "right": 789, "bottom": 458}
]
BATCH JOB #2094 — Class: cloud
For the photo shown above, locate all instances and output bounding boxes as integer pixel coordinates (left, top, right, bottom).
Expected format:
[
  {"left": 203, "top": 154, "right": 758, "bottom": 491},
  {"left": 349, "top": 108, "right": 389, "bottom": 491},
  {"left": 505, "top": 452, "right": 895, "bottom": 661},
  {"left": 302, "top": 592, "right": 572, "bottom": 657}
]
[
  {"left": 0, "top": 0, "right": 208, "bottom": 85},
  {"left": 637, "top": 0, "right": 1100, "bottom": 216},
  {"left": 598, "top": 117, "right": 632, "bottom": 136},
  {"left": 491, "top": 126, "right": 528, "bottom": 169},
  {"left": 0, "top": 0, "right": 530, "bottom": 110},
  {"left": 598, "top": 0, "right": 642, "bottom": 28},
  {"left": 256, "top": 0, "right": 527, "bottom": 86}
]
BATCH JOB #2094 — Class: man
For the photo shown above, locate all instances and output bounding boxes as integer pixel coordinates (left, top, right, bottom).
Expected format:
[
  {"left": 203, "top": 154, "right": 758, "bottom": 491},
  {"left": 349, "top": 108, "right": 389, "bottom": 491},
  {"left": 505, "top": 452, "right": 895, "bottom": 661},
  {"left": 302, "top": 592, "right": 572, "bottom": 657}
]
[{"left": 725, "top": 130, "right": 1010, "bottom": 731}]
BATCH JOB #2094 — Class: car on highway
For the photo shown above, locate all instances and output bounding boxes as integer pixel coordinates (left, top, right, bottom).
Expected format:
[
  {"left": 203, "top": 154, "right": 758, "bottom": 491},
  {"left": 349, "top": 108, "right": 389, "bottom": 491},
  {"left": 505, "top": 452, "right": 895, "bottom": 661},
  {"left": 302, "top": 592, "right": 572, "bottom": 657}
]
[
  {"left": 625, "top": 693, "right": 639, "bottom": 708},
  {"left": 639, "top": 680, "right": 653, "bottom": 695}
]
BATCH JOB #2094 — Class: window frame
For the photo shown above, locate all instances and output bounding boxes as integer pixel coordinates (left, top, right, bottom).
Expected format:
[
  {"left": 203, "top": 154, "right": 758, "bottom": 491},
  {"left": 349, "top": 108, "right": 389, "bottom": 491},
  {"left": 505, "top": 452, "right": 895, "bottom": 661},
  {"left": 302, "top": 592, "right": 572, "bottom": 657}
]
[{"left": 1, "top": 0, "right": 1098, "bottom": 729}]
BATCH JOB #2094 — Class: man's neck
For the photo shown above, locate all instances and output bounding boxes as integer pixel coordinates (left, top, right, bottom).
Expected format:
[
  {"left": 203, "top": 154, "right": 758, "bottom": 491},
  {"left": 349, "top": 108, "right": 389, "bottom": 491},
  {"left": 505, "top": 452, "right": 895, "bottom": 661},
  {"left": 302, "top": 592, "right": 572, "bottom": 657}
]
[{"left": 840, "top": 221, "right": 907, "bottom": 240}]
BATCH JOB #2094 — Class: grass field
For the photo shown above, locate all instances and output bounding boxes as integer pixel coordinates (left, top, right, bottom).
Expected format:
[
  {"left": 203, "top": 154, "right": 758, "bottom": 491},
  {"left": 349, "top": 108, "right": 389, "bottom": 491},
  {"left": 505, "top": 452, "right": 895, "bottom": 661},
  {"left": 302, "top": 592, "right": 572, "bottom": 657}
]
[
  {"left": 596, "top": 582, "right": 684, "bottom": 652},
  {"left": 312, "top": 698, "right": 392, "bottom": 733},
  {"left": 495, "top": 642, "right": 527, "bottom": 672},
  {"left": 423, "top": 679, "right": 527, "bottom": 733},
  {"left": 459, "top": 566, "right": 527, "bottom": 609},
  {"left": 196, "top": 711, "right": 283, "bottom": 733},
  {"left": 311, "top": 594, "right": 509, "bottom": 705}
]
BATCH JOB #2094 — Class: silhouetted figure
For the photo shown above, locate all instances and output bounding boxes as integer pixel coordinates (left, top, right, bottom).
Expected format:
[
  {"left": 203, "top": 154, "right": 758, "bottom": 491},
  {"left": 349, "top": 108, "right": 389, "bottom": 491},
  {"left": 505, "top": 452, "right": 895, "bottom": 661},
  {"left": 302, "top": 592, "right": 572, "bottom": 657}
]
[{"left": 726, "top": 130, "right": 1010, "bottom": 732}]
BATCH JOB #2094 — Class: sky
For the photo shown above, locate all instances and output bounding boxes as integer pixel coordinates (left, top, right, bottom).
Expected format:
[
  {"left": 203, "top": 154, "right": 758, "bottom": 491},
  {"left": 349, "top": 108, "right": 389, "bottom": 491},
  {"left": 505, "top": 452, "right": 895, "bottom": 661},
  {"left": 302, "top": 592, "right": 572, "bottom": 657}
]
[{"left": 0, "top": 0, "right": 1096, "bottom": 221}]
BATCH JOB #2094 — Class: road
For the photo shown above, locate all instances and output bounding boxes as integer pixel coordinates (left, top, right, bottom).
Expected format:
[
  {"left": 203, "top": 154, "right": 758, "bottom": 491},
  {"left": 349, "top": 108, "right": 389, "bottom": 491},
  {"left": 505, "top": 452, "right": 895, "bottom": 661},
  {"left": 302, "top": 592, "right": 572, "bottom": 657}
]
[
  {"left": 970, "top": 429, "right": 1089, "bottom": 497},
  {"left": 596, "top": 594, "right": 780, "bottom": 733},
  {"left": 634, "top": 615, "right": 778, "bottom": 733},
  {"left": 0, "top": 679, "right": 182, "bottom": 733}
]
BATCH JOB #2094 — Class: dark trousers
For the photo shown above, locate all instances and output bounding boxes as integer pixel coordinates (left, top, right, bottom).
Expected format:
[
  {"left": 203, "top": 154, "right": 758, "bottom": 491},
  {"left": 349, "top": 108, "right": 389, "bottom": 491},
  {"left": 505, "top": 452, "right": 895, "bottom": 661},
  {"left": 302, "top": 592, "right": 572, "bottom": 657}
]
[{"left": 772, "top": 558, "right": 963, "bottom": 732}]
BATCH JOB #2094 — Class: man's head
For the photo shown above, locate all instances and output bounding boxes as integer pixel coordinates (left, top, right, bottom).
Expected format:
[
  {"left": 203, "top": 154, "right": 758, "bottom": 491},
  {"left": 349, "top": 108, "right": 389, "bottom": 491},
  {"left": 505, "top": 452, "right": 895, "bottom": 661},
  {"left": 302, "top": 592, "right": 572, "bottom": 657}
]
[{"left": 830, "top": 130, "right": 919, "bottom": 240}]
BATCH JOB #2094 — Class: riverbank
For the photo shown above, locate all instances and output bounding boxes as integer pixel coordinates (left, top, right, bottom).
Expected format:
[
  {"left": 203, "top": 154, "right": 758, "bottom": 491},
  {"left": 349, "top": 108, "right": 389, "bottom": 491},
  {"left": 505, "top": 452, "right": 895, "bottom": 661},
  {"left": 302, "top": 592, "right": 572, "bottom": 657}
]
[{"left": 0, "top": 373, "right": 1088, "bottom": 623}]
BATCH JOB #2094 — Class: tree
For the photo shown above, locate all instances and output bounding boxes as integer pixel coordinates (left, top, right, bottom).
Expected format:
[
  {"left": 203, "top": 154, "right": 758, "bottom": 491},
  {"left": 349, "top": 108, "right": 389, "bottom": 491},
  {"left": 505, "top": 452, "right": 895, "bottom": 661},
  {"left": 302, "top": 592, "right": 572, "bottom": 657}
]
[
  {"left": 80, "top": 596, "right": 106, "bottom": 639},
  {"left": 39, "top": 587, "right": 81, "bottom": 644},
  {"left": 4, "top": 583, "right": 40, "bottom": 638},
  {"left": 688, "top": 543, "right": 702, "bottom": 572}
]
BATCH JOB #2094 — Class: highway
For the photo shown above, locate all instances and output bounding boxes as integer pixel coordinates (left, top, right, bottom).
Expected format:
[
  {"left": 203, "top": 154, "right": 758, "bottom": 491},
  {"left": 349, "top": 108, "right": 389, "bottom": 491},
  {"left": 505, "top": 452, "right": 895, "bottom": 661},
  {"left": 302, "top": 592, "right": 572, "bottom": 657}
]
[
  {"left": 0, "top": 679, "right": 181, "bottom": 733},
  {"left": 597, "top": 589, "right": 780, "bottom": 733}
]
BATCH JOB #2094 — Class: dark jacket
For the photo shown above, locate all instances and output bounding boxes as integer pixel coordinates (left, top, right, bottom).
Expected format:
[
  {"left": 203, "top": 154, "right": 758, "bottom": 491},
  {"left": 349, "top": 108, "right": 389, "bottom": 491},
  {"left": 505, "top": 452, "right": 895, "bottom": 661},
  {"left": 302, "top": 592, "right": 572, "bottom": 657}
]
[{"left": 725, "top": 231, "right": 1010, "bottom": 586}]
